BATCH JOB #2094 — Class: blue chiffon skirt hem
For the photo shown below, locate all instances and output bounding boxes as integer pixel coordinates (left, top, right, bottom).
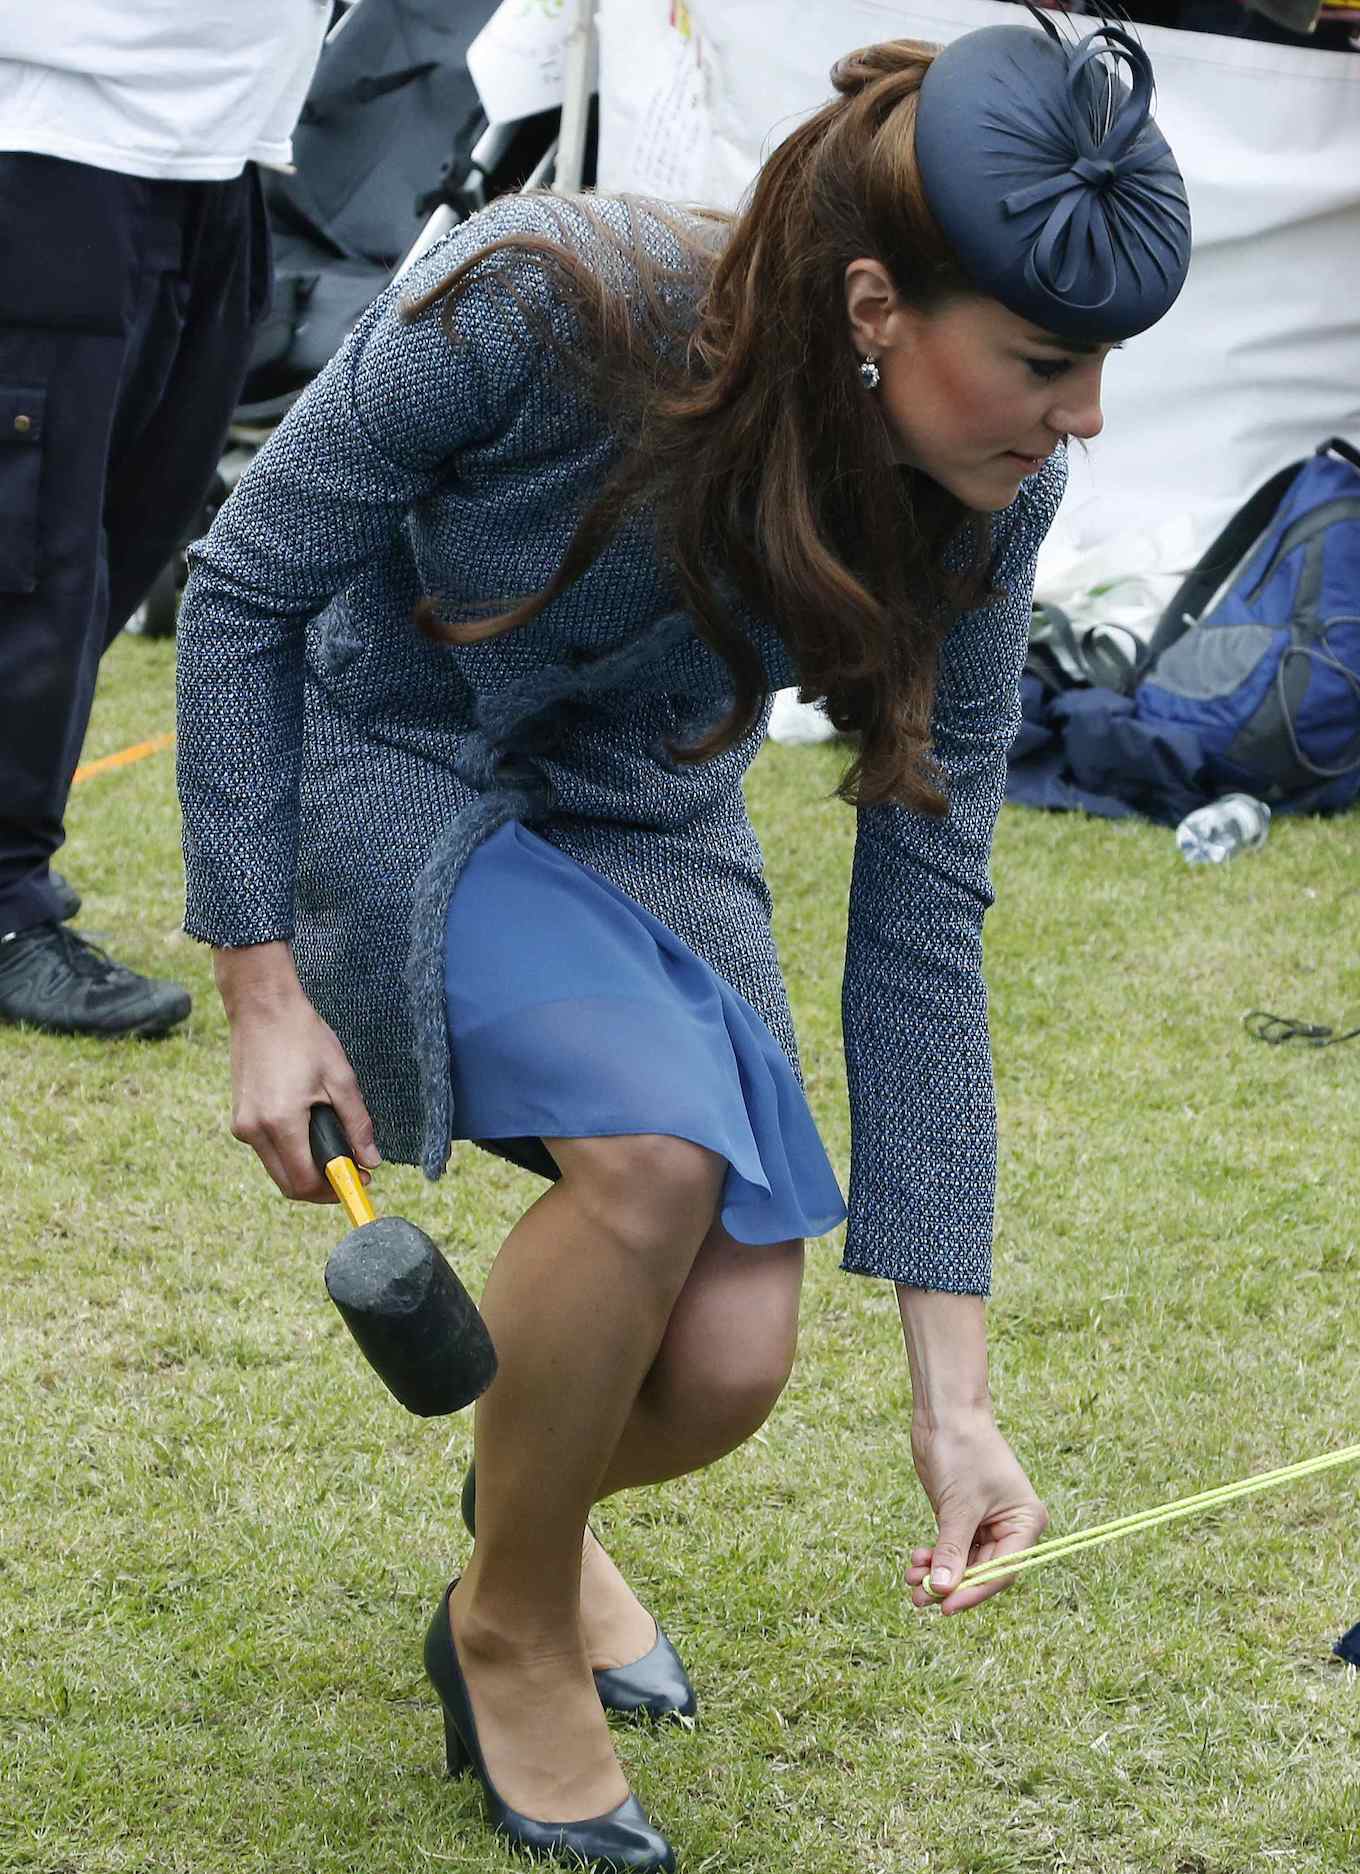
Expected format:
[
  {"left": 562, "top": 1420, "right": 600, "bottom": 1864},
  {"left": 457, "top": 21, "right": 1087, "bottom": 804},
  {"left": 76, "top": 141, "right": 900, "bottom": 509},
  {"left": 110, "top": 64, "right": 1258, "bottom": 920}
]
[{"left": 443, "top": 822, "right": 846, "bottom": 1247}]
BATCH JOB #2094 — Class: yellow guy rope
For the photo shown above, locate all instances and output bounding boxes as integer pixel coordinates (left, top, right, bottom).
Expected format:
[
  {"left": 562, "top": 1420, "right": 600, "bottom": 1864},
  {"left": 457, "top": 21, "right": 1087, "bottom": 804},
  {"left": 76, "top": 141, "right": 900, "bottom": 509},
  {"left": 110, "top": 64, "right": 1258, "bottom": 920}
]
[{"left": 926, "top": 1442, "right": 1360, "bottom": 1596}]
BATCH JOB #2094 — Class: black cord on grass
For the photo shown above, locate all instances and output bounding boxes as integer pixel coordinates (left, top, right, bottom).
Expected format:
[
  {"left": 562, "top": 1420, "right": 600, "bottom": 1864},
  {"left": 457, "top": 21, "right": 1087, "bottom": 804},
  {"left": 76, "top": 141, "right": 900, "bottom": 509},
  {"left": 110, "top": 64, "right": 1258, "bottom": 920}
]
[{"left": 1245, "top": 1010, "right": 1360, "bottom": 1048}]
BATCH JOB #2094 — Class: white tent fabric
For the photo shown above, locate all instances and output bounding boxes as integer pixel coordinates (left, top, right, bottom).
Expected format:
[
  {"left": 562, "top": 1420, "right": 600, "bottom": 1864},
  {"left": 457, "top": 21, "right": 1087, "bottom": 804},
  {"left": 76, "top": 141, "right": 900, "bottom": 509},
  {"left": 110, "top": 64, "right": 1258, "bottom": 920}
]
[{"left": 595, "top": 0, "right": 1360, "bottom": 626}]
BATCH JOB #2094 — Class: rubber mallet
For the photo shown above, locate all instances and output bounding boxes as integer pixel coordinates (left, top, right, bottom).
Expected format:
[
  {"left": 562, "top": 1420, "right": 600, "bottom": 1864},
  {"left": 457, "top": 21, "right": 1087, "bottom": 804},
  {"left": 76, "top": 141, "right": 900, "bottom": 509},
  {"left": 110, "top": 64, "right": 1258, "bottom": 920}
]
[{"left": 309, "top": 1105, "right": 497, "bottom": 1416}]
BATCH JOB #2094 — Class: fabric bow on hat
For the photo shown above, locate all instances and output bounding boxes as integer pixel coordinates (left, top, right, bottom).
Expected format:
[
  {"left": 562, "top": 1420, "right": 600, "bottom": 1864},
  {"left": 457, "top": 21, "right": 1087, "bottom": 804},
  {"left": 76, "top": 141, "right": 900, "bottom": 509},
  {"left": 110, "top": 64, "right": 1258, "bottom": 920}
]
[
  {"left": 914, "top": 20, "right": 1192, "bottom": 340},
  {"left": 998, "top": 27, "right": 1185, "bottom": 315}
]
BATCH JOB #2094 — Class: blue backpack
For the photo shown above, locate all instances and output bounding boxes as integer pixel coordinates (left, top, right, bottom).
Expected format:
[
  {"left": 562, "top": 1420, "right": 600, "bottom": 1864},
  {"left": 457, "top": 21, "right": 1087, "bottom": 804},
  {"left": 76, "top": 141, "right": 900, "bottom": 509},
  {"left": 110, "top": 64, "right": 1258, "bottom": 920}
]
[{"left": 1134, "top": 437, "right": 1360, "bottom": 813}]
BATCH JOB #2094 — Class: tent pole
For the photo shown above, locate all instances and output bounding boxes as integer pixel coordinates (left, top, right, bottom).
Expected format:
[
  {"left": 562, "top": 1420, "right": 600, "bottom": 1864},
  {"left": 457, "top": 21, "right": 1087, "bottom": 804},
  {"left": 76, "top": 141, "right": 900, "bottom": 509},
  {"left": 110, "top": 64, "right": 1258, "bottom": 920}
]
[{"left": 554, "top": 0, "right": 596, "bottom": 194}]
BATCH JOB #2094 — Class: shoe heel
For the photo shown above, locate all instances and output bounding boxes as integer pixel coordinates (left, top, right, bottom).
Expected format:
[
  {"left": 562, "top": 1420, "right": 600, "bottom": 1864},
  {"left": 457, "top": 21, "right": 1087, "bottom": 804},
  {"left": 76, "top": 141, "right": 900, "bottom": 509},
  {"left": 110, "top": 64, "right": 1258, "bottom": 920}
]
[{"left": 442, "top": 1706, "right": 471, "bottom": 1778}]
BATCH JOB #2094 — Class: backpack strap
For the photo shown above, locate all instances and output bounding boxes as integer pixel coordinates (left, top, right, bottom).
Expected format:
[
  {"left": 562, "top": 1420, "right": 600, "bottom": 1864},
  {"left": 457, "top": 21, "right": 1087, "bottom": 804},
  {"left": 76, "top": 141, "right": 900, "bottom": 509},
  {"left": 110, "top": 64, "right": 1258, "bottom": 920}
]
[
  {"left": 1278, "top": 639, "right": 1360, "bottom": 780},
  {"left": 1322, "top": 434, "right": 1360, "bottom": 475},
  {"left": 1139, "top": 457, "right": 1305, "bottom": 671}
]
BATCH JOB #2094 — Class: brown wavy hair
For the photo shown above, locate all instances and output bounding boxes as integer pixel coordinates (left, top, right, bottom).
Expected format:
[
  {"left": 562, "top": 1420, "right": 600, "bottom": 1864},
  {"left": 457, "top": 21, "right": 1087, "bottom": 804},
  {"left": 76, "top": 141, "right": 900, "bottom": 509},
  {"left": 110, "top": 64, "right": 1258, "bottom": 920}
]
[{"left": 402, "top": 40, "right": 996, "bottom": 815}]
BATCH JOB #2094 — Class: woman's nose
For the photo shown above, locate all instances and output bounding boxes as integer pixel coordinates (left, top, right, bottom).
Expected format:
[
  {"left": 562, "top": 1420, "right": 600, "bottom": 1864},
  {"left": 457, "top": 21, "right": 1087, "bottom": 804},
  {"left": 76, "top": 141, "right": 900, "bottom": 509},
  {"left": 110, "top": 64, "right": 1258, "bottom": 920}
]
[{"left": 1051, "top": 374, "right": 1105, "bottom": 442}]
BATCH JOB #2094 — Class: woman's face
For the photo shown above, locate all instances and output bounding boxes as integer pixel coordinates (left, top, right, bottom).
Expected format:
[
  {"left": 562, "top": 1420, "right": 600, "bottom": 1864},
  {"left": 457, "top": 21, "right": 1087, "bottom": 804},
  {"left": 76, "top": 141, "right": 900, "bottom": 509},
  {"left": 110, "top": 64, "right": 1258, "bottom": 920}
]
[{"left": 845, "top": 263, "right": 1115, "bottom": 511}]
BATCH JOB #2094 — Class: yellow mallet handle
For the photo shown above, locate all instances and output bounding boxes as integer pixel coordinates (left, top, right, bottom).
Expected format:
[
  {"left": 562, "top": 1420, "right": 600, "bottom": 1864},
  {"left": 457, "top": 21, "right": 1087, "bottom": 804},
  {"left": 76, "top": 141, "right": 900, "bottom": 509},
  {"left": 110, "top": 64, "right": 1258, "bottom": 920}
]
[
  {"left": 308, "top": 1104, "right": 377, "bottom": 1229},
  {"left": 321, "top": 1155, "right": 377, "bottom": 1230}
]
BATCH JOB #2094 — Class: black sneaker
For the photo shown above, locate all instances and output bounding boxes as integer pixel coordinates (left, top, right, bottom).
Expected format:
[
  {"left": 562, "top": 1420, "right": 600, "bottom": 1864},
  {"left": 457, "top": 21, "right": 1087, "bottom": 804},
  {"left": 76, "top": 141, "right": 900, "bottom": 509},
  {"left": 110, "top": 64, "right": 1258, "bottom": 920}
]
[
  {"left": 50, "top": 871, "right": 81, "bottom": 921},
  {"left": 0, "top": 921, "right": 191, "bottom": 1038}
]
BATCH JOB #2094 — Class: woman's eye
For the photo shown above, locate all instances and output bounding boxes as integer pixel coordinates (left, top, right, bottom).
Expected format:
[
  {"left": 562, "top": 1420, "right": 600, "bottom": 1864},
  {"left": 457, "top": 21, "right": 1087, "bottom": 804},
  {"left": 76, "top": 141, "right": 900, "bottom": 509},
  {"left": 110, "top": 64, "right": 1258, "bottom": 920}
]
[{"left": 1025, "top": 357, "right": 1071, "bottom": 382}]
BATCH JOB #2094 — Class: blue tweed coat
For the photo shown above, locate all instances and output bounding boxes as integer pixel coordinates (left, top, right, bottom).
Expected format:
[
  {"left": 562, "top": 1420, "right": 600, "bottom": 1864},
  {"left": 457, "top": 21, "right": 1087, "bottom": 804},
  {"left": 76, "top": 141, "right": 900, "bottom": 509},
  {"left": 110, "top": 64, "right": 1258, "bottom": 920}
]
[{"left": 176, "top": 194, "right": 1066, "bottom": 1295}]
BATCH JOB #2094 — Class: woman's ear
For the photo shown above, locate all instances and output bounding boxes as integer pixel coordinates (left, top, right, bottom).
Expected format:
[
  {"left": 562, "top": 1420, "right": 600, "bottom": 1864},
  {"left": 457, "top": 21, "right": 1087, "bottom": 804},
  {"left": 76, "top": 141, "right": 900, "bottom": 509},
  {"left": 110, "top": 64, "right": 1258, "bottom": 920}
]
[{"left": 844, "top": 258, "right": 901, "bottom": 356}]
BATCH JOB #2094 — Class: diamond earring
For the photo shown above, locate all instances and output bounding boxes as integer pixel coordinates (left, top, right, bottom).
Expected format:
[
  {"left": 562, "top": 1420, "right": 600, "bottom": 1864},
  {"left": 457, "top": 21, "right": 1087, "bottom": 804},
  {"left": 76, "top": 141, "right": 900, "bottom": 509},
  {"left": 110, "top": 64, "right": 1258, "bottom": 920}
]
[{"left": 859, "top": 354, "right": 881, "bottom": 391}]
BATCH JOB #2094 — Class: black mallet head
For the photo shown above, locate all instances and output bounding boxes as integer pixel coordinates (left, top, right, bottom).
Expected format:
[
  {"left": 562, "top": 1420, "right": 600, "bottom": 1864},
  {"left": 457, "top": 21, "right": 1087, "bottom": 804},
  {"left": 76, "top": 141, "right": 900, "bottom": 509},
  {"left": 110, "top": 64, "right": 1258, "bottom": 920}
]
[{"left": 310, "top": 1106, "right": 497, "bottom": 1417}]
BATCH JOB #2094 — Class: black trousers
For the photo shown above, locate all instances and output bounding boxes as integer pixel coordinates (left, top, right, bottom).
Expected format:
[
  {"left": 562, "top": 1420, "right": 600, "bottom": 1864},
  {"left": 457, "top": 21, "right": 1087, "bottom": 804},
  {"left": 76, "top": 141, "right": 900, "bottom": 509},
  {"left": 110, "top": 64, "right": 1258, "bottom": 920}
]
[{"left": 0, "top": 153, "right": 270, "bottom": 934}]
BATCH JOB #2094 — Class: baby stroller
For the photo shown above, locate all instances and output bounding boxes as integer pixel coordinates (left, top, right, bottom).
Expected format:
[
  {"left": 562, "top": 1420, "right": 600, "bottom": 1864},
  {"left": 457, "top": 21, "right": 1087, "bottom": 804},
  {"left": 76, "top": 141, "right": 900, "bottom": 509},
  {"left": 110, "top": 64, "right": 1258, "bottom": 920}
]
[{"left": 133, "top": 0, "right": 595, "bottom": 635}]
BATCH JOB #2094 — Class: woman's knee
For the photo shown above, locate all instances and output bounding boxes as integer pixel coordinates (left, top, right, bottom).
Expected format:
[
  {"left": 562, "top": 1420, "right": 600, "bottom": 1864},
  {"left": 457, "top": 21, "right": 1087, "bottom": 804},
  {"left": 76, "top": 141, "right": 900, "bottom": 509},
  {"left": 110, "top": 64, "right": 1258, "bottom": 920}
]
[
  {"left": 649, "top": 1330, "right": 796, "bottom": 1449},
  {"left": 650, "top": 1238, "right": 803, "bottom": 1432},
  {"left": 713, "top": 1335, "right": 798, "bottom": 1434},
  {"left": 547, "top": 1132, "right": 726, "bottom": 1257}
]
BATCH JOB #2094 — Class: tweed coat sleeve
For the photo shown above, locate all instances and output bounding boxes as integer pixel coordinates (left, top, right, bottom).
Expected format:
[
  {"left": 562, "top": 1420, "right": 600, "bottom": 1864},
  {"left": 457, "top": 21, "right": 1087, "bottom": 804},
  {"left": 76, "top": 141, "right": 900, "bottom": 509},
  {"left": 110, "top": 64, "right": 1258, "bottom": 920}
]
[
  {"left": 838, "top": 450, "right": 1066, "bottom": 1294},
  {"left": 176, "top": 201, "right": 567, "bottom": 948}
]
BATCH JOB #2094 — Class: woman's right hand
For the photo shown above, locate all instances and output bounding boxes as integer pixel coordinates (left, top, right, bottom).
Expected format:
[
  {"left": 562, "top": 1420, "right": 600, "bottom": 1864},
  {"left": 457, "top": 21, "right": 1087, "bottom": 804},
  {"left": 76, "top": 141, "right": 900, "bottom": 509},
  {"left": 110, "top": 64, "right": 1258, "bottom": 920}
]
[{"left": 213, "top": 941, "right": 380, "bottom": 1202}]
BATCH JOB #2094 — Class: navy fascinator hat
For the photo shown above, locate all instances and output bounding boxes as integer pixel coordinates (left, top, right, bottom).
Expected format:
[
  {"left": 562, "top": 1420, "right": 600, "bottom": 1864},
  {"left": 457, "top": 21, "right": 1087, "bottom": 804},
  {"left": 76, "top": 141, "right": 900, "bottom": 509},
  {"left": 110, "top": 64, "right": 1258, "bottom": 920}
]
[{"left": 913, "top": 18, "right": 1191, "bottom": 341}]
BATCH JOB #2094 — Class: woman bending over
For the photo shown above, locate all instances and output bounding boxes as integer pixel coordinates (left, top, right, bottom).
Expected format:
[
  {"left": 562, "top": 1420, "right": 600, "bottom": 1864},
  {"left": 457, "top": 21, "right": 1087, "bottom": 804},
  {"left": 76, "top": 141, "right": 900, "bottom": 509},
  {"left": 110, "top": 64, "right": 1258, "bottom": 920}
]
[{"left": 177, "top": 18, "right": 1189, "bottom": 1871}]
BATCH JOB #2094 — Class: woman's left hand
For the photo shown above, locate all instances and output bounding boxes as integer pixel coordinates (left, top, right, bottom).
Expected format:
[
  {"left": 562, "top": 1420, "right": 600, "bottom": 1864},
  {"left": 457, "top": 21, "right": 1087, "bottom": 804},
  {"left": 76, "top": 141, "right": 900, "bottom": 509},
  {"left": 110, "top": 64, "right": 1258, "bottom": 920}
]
[{"left": 905, "top": 1407, "right": 1048, "bottom": 1615}]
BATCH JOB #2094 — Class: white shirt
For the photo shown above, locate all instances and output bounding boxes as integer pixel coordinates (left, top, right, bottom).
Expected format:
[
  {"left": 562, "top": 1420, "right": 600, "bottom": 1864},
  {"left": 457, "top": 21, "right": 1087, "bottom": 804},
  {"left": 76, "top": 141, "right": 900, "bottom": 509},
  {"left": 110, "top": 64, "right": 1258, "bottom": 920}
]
[{"left": 0, "top": 1, "right": 332, "bottom": 180}]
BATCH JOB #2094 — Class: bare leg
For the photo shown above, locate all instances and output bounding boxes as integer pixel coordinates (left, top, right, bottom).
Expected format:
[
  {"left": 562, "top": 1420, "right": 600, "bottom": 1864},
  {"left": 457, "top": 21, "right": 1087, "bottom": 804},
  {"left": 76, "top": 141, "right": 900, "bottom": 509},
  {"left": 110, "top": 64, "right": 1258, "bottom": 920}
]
[
  {"left": 578, "top": 1224, "right": 804, "bottom": 1669},
  {"left": 451, "top": 1134, "right": 724, "bottom": 1822},
  {"left": 601, "top": 1227, "right": 803, "bottom": 1495}
]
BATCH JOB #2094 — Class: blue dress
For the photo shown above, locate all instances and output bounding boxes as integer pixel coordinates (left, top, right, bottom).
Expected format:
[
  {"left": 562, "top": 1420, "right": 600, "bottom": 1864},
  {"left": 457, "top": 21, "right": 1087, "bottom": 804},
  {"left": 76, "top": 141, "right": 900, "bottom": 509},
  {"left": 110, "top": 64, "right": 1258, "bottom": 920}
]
[{"left": 444, "top": 820, "right": 846, "bottom": 1245}]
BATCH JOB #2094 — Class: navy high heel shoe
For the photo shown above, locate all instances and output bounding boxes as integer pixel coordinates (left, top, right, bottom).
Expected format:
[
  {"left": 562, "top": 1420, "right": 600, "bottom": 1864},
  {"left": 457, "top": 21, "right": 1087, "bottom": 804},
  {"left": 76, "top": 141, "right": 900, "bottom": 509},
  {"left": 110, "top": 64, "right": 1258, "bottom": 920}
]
[
  {"left": 461, "top": 1463, "right": 697, "bottom": 1723},
  {"left": 424, "top": 1581, "right": 676, "bottom": 1874}
]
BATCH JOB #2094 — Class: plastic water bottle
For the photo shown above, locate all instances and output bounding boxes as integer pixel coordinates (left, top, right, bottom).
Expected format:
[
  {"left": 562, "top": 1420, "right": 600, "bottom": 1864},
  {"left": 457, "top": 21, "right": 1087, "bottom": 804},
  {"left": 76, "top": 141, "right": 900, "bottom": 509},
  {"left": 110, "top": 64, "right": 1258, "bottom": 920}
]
[{"left": 1175, "top": 793, "right": 1271, "bottom": 865}]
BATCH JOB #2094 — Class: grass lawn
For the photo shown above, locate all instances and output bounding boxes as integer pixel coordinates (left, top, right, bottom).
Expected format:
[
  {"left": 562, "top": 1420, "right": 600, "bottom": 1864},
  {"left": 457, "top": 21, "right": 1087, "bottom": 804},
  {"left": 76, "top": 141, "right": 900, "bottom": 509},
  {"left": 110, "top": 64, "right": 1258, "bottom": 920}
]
[{"left": 3, "top": 632, "right": 1358, "bottom": 1874}]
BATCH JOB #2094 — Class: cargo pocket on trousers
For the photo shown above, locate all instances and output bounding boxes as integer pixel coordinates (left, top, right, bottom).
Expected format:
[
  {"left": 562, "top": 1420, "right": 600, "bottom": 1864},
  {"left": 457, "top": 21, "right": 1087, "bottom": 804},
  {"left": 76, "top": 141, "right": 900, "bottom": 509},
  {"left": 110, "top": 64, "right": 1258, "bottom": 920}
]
[{"left": 0, "top": 383, "right": 46, "bottom": 593}]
